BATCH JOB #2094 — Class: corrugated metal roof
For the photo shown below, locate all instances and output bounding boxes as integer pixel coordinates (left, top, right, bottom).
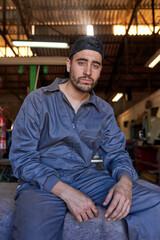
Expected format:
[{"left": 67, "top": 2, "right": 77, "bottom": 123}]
[{"left": 0, "top": 0, "right": 160, "bottom": 116}]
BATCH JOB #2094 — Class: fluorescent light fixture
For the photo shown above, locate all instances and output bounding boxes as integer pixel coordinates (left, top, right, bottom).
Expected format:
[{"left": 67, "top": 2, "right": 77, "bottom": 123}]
[
  {"left": 12, "top": 40, "right": 69, "bottom": 49},
  {"left": 87, "top": 25, "right": 94, "bottom": 36},
  {"left": 31, "top": 25, "right": 35, "bottom": 35},
  {"left": 145, "top": 49, "right": 160, "bottom": 68},
  {"left": 112, "top": 93, "right": 123, "bottom": 102}
]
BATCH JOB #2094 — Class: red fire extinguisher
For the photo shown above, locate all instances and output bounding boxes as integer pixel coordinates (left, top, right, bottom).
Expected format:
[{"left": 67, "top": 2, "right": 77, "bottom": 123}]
[{"left": 0, "top": 107, "right": 9, "bottom": 154}]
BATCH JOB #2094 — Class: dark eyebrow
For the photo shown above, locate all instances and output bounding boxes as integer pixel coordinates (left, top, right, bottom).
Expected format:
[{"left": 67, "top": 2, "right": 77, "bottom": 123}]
[
  {"left": 93, "top": 60, "right": 101, "bottom": 65},
  {"left": 76, "top": 58, "right": 101, "bottom": 65},
  {"left": 76, "top": 58, "right": 88, "bottom": 62}
]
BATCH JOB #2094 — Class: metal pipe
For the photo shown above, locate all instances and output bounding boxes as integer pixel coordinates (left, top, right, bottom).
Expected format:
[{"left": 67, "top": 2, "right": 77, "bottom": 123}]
[
  {"left": 3, "top": 0, "right": 6, "bottom": 35},
  {"left": 151, "top": 0, "right": 155, "bottom": 34}
]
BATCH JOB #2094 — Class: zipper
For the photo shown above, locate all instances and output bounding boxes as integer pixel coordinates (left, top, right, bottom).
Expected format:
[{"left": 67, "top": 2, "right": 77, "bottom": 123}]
[{"left": 72, "top": 115, "right": 76, "bottom": 129}]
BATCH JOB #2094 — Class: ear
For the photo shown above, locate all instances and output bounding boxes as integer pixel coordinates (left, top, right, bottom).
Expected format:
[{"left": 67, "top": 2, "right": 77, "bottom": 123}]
[{"left": 66, "top": 58, "right": 71, "bottom": 73}]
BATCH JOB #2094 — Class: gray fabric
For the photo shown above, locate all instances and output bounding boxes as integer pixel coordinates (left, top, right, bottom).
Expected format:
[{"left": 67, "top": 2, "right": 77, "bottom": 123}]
[
  {"left": 0, "top": 183, "right": 16, "bottom": 240},
  {"left": 63, "top": 207, "right": 128, "bottom": 240},
  {"left": 1, "top": 181, "right": 160, "bottom": 240},
  {"left": 0, "top": 182, "right": 128, "bottom": 240}
]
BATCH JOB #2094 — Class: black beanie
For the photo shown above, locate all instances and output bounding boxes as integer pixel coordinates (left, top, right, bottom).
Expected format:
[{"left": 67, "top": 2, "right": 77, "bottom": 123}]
[{"left": 69, "top": 36, "right": 104, "bottom": 61}]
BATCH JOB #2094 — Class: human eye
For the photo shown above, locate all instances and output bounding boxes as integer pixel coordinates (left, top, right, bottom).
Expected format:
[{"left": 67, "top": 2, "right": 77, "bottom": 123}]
[
  {"left": 78, "top": 61, "right": 85, "bottom": 66},
  {"left": 92, "top": 64, "right": 100, "bottom": 70}
]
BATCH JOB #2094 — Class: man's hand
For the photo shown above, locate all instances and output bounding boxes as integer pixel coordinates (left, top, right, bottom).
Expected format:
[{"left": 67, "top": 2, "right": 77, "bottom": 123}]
[
  {"left": 51, "top": 181, "right": 99, "bottom": 222},
  {"left": 103, "top": 174, "right": 133, "bottom": 221}
]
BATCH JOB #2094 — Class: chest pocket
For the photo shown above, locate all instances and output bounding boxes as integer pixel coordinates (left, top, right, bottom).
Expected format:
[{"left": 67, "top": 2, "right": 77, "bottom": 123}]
[{"left": 80, "top": 130, "right": 101, "bottom": 151}]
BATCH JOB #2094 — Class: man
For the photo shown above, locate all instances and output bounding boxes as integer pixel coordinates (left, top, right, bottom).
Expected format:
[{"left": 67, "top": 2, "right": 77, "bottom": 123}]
[{"left": 9, "top": 36, "right": 160, "bottom": 240}]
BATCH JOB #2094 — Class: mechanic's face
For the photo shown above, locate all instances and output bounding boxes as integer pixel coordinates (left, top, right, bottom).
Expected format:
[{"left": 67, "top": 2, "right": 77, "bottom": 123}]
[{"left": 66, "top": 49, "right": 102, "bottom": 93}]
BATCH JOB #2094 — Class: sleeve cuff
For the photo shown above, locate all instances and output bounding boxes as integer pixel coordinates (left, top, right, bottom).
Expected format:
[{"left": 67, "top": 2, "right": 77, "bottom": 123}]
[
  {"left": 43, "top": 175, "right": 60, "bottom": 193},
  {"left": 113, "top": 167, "right": 138, "bottom": 183},
  {"left": 116, "top": 169, "right": 133, "bottom": 182}
]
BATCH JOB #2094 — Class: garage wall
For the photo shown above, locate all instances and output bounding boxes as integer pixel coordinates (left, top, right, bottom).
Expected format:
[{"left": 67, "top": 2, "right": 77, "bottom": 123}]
[
  {"left": 117, "top": 89, "right": 160, "bottom": 143},
  {"left": 0, "top": 94, "right": 25, "bottom": 125}
]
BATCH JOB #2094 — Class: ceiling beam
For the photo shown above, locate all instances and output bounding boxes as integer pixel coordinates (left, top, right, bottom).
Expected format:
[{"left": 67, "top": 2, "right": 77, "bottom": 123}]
[
  {"left": 0, "top": 0, "right": 18, "bottom": 56},
  {"left": 105, "top": 0, "right": 143, "bottom": 97},
  {"left": 16, "top": 5, "right": 160, "bottom": 11},
  {"left": 126, "top": 0, "right": 143, "bottom": 35},
  {"left": 138, "top": 10, "right": 152, "bottom": 33},
  {"left": 11, "top": 0, "right": 53, "bottom": 90},
  {"left": 0, "top": 56, "right": 67, "bottom": 65},
  {"left": 12, "top": 0, "right": 30, "bottom": 39},
  {"left": 3, "top": 0, "right": 6, "bottom": 35},
  {"left": 151, "top": 0, "right": 156, "bottom": 34}
]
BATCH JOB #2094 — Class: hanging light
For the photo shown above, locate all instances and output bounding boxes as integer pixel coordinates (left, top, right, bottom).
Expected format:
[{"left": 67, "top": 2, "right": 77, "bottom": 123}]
[
  {"left": 87, "top": 25, "right": 94, "bottom": 36},
  {"left": 145, "top": 49, "right": 160, "bottom": 68},
  {"left": 12, "top": 40, "right": 69, "bottom": 49},
  {"left": 112, "top": 93, "right": 123, "bottom": 102}
]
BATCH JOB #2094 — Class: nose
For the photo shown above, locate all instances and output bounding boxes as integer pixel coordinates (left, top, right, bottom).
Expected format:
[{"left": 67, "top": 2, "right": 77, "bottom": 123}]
[{"left": 83, "top": 64, "right": 92, "bottom": 76}]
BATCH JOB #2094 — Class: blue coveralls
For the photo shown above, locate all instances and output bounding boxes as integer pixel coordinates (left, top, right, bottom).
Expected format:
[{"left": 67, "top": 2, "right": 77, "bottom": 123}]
[{"left": 9, "top": 78, "right": 160, "bottom": 240}]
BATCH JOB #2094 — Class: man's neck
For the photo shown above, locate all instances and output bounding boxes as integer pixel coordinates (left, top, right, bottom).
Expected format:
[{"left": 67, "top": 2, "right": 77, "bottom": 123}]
[{"left": 59, "top": 80, "right": 90, "bottom": 113}]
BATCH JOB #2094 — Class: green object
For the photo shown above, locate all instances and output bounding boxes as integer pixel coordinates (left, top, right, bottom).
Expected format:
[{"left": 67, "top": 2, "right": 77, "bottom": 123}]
[
  {"left": 18, "top": 65, "right": 23, "bottom": 74},
  {"left": 43, "top": 65, "right": 48, "bottom": 74},
  {"left": 30, "top": 65, "right": 36, "bottom": 92}
]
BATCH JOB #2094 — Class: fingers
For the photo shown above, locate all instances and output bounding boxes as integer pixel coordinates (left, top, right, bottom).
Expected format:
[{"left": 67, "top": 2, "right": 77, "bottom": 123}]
[
  {"left": 105, "top": 194, "right": 120, "bottom": 218},
  {"left": 103, "top": 188, "right": 113, "bottom": 206},
  {"left": 69, "top": 198, "right": 99, "bottom": 223},
  {"left": 91, "top": 204, "right": 99, "bottom": 217},
  {"left": 115, "top": 204, "right": 130, "bottom": 220},
  {"left": 81, "top": 210, "right": 94, "bottom": 222},
  {"left": 84, "top": 199, "right": 99, "bottom": 218},
  {"left": 76, "top": 214, "right": 83, "bottom": 223},
  {"left": 103, "top": 177, "right": 133, "bottom": 221},
  {"left": 75, "top": 205, "right": 98, "bottom": 222},
  {"left": 83, "top": 202, "right": 99, "bottom": 221},
  {"left": 105, "top": 196, "right": 131, "bottom": 220}
]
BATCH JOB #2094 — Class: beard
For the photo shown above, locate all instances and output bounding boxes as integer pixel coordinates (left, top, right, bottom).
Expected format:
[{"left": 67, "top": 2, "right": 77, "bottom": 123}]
[{"left": 69, "top": 74, "right": 99, "bottom": 93}]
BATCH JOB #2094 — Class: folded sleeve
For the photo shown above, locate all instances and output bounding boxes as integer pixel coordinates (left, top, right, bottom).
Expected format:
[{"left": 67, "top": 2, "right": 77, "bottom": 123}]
[{"left": 9, "top": 93, "right": 60, "bottom": 193}]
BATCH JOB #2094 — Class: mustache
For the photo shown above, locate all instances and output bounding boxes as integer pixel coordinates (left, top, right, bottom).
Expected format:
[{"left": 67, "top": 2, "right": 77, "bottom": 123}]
[{"left": 78, "top": 76, "right": 94, "bottom": 82}]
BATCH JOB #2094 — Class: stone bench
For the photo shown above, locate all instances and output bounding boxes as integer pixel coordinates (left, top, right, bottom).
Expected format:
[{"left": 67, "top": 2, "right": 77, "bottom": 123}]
[
  {"left": 0, "top": 180, "right": 159, "bottom": 240},
  {"left": 0, "top": 182, "right": 129, "bottom": 240}
]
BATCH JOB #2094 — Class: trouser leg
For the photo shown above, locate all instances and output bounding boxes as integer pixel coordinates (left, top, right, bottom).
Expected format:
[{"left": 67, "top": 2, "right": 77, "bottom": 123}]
[
  {"left": 71, "top": 166, "right": 116, "bottom": 206},
  {"left": 13, "top": 167, "right": 160, "bottom": 240},
  {"left": 126, "top": 182, "right": 160, "bottom": 240},
  {"left": 70, "top": 167, "right": 160, "bottom": 240},
  {"left": 13, "top": 186, "right": 67, "bottom": 240}
]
